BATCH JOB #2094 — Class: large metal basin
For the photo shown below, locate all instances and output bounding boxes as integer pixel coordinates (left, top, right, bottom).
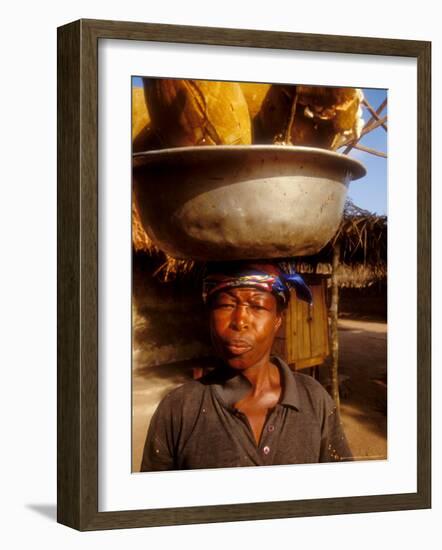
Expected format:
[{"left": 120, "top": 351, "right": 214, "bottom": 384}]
[{"left": 133, "top": 145, "right": 366, "bottom": 260}]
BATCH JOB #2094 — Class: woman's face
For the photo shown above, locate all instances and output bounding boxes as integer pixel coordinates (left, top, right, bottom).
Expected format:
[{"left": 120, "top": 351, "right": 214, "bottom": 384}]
[{"left": 209, "top": 287, "right": 282, "bottom": 370}]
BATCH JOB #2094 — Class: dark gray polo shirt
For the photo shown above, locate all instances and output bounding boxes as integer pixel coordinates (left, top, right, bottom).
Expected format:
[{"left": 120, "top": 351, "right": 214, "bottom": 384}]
[{"left": 140, "top": 356, "right": 352, "bottom": 471}]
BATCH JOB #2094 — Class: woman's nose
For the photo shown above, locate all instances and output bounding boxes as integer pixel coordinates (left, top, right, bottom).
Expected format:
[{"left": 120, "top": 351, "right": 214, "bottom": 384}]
[{"left": 230, "top": 305, "right": 249, "bottom": 330}]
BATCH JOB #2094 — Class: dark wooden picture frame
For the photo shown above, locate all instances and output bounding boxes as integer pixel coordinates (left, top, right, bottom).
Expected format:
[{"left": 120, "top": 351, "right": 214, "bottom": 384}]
[{"left": 57, "top": 18, "right": 431, "bottom": 531}]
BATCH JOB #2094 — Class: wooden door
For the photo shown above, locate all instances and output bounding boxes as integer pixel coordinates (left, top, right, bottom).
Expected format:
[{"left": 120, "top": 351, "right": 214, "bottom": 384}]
[{"left": 272, "top": 276, "right": 330, "bottom": 369}]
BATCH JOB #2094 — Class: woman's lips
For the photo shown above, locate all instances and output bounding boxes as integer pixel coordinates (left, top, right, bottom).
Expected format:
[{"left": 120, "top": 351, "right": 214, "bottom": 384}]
[{"left": 224, "top": 340, "right": 253, "bottom": 355}]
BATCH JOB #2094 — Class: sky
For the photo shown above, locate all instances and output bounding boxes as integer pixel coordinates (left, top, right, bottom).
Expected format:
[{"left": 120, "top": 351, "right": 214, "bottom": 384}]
[
  {"left": 132, "top": 78, "right": 387, "bottom": 216},
  {"left": 344, "top": 88, "right": 387, "bottom": 216}
]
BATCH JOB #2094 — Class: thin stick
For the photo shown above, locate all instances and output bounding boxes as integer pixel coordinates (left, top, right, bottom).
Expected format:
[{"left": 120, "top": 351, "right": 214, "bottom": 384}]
[
  {"left": 362, "top": 97, "right": 388, "bottom": 131},
  {"left": 285, "top": 92, "right": 298, "bottom": 144},
  {"left": 343, "top": 97, "right": 387, "bottom": 154},
  {"left": 361, "top": 115, "right": 388, "bottom": 136},
  {"left": 351, "top": 143, "right": 387, "bottom": 158},
  {"left": 329, "top": 241, "right": 341, "bottom": 415},
  {"left": 339, "top": 115, "right": 388, "bottom": 150}
]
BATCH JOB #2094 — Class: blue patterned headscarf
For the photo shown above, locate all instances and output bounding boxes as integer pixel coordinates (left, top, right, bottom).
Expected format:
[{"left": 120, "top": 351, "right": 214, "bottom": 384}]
[{"left": 202, "top": 261, "right": 312, "bottom": 307}]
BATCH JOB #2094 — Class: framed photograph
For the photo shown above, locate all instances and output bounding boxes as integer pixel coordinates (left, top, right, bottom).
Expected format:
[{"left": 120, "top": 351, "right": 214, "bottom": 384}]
[{"left": 57, "top": 18, "right": 431, "bottom": 531}]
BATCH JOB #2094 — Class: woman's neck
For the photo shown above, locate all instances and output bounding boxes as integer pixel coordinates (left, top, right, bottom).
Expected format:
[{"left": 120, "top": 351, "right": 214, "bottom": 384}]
[{"left": 240, "top": 356, "right": 280, "bottom": 397}]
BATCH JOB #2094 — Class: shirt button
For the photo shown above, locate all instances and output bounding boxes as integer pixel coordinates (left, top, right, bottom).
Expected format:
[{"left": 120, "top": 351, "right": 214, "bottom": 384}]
[
  {"left": 268, "top": 425, "right": 275, "bottom": 432},
  {"left": 263, "top": 446, "right": 270, "bottom": 455}
]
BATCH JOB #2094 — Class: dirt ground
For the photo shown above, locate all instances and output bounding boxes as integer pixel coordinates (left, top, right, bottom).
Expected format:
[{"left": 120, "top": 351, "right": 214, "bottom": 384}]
[
  {"left": 318, "top": 318, "right": 387, "bottom": 461},
  {"left": 132, "top": 318, "right": 387, "bottom": 470}
]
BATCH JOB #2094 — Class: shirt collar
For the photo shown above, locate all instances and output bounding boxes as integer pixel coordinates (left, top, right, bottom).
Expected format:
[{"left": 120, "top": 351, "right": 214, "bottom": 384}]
[
  {"left": 273, "top": 356, "right": 301, "bottom": 410},
  {"left": 209, "top": 355, "right": 300, "bottom": 411}
]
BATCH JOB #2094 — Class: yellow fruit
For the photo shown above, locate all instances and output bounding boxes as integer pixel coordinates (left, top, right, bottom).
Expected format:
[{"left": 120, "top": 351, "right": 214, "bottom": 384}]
[
  {"left": 254, "top": 84, "right": 364, "bottom": 149},
  {"left": 290, "top": 108, "right": 337, "bottom": 148},
  {"left": 239, "top": 82, "right": 271, "bottom": 119},
  {"left": 297, "top": 86, "right": 361, "bottom": 125},
  {"left": 143, "top": 78, "right": 252, "bottom": 147},
  {"left": 132, "top": 86, "right": 151, "bottom": 141},
  {"left": 253, "top": 84, "right": 297, "bottom": 144},
  {"left": 132, "top": 126, "right": 163, "bottom": 153},
  {"left": 296, "top": 86, "right": 364, "bottom": 148}
]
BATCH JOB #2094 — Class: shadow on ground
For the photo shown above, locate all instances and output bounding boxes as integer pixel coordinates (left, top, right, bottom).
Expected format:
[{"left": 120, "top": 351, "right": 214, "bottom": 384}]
[
  {"left": 25, "top": 504, "right": 57, "bottom": 522},
  {"left": 323, "top": 318, "right": 387, "bottom": 460}
]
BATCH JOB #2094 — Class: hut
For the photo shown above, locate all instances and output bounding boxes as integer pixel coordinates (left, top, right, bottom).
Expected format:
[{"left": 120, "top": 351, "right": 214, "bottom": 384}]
[{"left": 290, "top": 199, "right": 387, "bottom": 409}]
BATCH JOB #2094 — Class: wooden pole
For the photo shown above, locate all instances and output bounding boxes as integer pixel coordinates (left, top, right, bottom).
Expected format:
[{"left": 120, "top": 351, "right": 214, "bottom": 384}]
[
  {"left": 351, "top": 143, "right": 387, "bottom": 158},
  {"left": 361, "top": 114, "right": 388, "bottom": 135},
  {"left": 362, "top": 97, "right": 388, "bottom": 131},
  {"left": 342, "top": 115, "right": 387, "bottom": 148},
  {"left": 342, "top": 98, "right": 388, "bottom": 155},
  {"left": 284, "top": 92, "right": 298, "bottom": 144},
  {"left": 329, "top": 240, "right": 341, "bottom": 414}
]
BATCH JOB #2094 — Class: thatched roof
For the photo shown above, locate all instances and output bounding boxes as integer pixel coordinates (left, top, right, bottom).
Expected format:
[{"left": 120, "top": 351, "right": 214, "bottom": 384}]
[
  {"left": 334, "top": 200, "right": 387, "bottom": 267},
  {"left": 293, "top": 199, "right": 387, "bottom": 266}
]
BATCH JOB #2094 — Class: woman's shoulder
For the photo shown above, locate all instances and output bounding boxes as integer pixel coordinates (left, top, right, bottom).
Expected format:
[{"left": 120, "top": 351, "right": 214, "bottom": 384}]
[
  {"left": 158, "top": 359, "right": 222, "bottom": 402},
  {"left": 293, "top": 370, "right": 329, "bottom": 392},
  {"left": 156, "top": 367, "right": 225, "bottom": 414},
  {"left": 291, "top": 370, "right": 335, "bottom": 412},
  {"left": 159, "top": 378, "right": 207, "bottom": 408}
]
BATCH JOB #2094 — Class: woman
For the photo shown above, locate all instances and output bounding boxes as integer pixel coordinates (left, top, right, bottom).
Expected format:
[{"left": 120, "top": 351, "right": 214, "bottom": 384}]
[{"left": 140, "top": 261, "right": 352, "bottom": 471}]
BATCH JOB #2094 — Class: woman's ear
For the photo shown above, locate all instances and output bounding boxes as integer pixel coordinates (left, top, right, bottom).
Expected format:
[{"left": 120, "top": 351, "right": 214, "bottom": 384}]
[{"left": 274, "top": 312, "right": 283, "bottom": 333}]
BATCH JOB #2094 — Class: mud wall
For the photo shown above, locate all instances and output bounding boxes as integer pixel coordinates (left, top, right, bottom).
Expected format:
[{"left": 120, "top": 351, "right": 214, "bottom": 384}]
[
  {"left": 338, "top": 283, "right": 387, "bottom": 320},
  {"left": 132, "top": 254, "right": 212, "bottom": 371}
]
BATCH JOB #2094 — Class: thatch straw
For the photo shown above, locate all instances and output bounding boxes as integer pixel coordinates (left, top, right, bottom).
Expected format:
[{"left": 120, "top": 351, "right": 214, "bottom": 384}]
[
  {"left": 132, "top": 198, "right": 197, "bottom": 281},
  {"left": 132, "top": 199, "right": 156, "bottom": 254},
  {"left": 152, "top": 257, "right": 196, "bottom": 282},
  {"left": 332, "top": 199, "right": 387, "bottom": 267}
]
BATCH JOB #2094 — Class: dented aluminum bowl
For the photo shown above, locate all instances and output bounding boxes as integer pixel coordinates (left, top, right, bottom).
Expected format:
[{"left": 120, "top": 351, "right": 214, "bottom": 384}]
[{"left": 133, "top": 145, "right": 366, "bottom": 261}]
